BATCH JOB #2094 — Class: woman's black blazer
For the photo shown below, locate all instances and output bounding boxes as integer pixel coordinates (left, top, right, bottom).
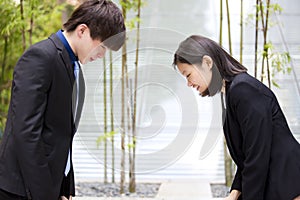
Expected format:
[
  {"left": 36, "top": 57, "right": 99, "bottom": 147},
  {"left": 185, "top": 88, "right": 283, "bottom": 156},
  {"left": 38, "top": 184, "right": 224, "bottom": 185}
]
[{"left": 223, "top": 72, "right": 300, "bottom": 200}]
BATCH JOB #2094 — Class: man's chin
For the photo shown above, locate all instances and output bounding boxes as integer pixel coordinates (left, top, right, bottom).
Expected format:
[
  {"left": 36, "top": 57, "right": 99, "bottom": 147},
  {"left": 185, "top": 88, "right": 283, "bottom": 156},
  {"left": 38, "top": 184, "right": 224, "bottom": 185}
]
[{"left": 81, "top": 58, "right": 95, "bottom": 65}]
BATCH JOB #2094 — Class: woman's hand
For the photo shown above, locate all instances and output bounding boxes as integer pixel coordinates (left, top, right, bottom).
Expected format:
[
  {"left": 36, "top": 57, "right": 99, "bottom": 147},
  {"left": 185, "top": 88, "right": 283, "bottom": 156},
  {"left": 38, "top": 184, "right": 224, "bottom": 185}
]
[
  {"left": 224, "top": 189, "right": 241, "bottom": 200},
  {"left": 60, "top": 196, "right": 72, "bottom": 200},
  {"left": 294, "top": 195, "right": 300, "bottom": 200}
]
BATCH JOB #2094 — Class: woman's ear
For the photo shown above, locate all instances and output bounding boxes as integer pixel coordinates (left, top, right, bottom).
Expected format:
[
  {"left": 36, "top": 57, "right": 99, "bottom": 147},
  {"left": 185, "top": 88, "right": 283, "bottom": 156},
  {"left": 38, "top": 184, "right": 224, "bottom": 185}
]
[{"left": 202, "top": 55, "right": 213, "bottom": 70}]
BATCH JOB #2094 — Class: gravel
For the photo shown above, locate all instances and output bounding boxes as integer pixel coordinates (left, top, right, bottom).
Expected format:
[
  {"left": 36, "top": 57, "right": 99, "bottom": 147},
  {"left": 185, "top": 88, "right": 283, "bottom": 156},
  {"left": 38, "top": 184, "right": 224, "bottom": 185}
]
[
  {"left": 75, "top": 182, "right": 161, "bottom": 198},
  {"left": 210, "top": 183, "right": 230, "bottom": 198},
  {"left": 75, "top": 181, "right": 229, "bottom": 198}
]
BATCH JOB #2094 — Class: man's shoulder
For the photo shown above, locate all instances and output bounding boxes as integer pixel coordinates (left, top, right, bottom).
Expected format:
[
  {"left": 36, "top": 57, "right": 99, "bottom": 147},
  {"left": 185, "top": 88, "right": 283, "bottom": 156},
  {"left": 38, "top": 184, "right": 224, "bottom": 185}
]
[
  {"left": 29, "top": 34, "right": 58, "bottom": 52},
  {"left": 21, "top": 34, "right": 61, "bottom": 61}
]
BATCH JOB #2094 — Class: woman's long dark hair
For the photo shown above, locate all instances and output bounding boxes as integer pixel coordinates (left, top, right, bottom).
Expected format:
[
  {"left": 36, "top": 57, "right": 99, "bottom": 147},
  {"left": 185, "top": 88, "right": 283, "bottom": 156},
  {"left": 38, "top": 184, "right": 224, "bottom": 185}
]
[{"left": 173, "top": 35, "right": 247, "bottom": 96}]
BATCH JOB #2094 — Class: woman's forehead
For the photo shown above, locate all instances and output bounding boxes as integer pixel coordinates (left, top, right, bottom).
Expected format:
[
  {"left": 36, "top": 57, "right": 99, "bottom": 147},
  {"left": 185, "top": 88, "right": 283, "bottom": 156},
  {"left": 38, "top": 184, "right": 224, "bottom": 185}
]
[{"left": 177, "top": 63, "right": 200, "bottom": 75}]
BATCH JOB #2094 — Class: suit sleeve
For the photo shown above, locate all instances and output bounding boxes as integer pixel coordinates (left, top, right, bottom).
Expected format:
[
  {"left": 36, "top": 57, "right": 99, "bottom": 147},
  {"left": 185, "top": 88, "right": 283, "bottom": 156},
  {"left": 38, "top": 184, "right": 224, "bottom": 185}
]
[
  {"left": 231, "top": 167, "right": 242, "bottom": 192},
  {"left": 60, "top": 164, "right": 75, "bottom": 197},
  {"left": 11, "top": 46, "right": 57, "bottom": 200},
  {"left": 229, "top": 82, "right": 273, "bottom": 200}
]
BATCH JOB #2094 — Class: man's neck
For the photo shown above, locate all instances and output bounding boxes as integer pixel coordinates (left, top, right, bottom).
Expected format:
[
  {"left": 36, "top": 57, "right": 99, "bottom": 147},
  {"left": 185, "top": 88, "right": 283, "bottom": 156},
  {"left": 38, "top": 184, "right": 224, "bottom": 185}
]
[{"left": 62, "top": 31, "right": 77, "bottom": 58}]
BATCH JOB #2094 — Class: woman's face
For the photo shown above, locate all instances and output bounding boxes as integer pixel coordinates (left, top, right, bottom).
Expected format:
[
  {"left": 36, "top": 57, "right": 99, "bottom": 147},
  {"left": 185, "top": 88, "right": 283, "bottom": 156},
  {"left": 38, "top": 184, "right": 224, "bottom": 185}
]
[{"left": 177, "top": 56, "right": 213, "bottom": 96}]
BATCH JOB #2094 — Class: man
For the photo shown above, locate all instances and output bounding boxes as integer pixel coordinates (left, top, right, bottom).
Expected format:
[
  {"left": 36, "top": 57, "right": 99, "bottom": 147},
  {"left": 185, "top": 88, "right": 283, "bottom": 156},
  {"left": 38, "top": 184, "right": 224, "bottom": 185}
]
[{"left": 0, "top": 0, "right": 125, "bottom": 199}]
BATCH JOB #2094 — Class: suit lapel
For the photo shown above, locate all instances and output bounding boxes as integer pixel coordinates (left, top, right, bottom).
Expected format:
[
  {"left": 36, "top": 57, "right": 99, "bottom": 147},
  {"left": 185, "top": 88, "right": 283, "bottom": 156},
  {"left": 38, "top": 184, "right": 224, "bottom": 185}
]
[
  {"left": 49, "top": 34, "right": 75, "bottom": 87},
  {"left": 49, "top": 34, "right": 85, "bottom": 133},
  {"left": 223, "top": 80, "right": 238, "bottom": 165},
  {"left": 223, "top": 75, "right": 245, "bottom": 167}
]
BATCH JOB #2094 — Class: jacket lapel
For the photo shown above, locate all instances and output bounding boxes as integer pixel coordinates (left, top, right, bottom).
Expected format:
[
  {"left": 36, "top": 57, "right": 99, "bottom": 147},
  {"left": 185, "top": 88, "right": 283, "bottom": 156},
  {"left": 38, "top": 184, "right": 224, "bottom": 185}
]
[
  {"left": 49, "top": 34, "right": 85, "bottom": 133},
  {"left": 49, "top": 34, "right": 75, "bottom": 87},
  {"left": 223, "top": 75, "right": 245, "bottom": 167}
]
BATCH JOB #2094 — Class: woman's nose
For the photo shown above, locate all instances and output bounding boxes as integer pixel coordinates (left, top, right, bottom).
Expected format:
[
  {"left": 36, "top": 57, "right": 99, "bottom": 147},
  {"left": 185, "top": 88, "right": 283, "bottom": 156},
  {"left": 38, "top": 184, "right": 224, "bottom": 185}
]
[{"left": 187, "top": 81, "right": 193, "bottom": 87}]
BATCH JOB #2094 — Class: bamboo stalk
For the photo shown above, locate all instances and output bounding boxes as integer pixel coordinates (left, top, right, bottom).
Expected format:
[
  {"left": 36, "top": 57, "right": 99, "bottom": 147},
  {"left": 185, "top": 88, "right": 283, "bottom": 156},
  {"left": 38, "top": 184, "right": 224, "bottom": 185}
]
[
  {"left": 259, "top": 0, "right": 266, "bottom": 83},
  {"left": 224, "top": 0, "right": 233, "bottom": 187},
  {"left": 109, "top": 51, "right": 115, "bottom": 183},
  {"left": 254, "top": 0, "right": 259, "bottom": 78},
  {"left": 120, "top": 0, "right": 127, "bottom": 193},
  {"left": 29, "top": 0, "right": 34, "bottom": 46},
  {"left": 265, "top": 0, "right": 271, "bottom": 88},
  {"left": 225, "top": 0, "right": 232, "bottom": 54},
  {"left": 219, "top": 0, "right": 223, "bottom": 45},
  {"left": 103, "top": 56, "right": 108, "bottom": 184},
  {"left": 1, "top": 37, "right": 8, "bottom": 81},
  {"left": 240, "top": 0, "right": 243, "bottom": 63},
  {"left": 129, "top": 0, "right": 142, "bottom": 193},
  {"left": 20, "top": 0, "right": 26, "bottom": 51}
]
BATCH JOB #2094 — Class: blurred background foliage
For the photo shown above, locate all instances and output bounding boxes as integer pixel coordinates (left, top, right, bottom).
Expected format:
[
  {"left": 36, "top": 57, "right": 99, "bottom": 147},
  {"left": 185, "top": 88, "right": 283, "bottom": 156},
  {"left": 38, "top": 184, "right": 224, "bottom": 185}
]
[{"left": 0, "top": 0, "right": 72, "bottom": 133}]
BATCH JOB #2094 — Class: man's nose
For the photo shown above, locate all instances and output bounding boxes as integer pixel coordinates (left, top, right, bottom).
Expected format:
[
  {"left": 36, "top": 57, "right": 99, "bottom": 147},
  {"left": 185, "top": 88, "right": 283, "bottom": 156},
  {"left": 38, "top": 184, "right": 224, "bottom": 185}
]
[{"left": 97, "top": 51, "right": 106, "bottom": 59}]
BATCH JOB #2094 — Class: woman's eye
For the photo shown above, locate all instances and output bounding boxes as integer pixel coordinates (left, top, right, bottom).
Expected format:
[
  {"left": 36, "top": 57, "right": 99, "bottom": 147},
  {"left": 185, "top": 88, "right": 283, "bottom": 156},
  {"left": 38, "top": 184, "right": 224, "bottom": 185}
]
[{"left": 186, "top": 74, "right": 191, "bottom": 78}]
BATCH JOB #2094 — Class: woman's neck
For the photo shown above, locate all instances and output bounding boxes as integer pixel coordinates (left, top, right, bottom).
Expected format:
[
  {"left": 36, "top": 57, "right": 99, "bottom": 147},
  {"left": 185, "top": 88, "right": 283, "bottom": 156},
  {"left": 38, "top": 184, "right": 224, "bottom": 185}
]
[{"left": 221, "top": 79, "right": 226, "bottom": 94}]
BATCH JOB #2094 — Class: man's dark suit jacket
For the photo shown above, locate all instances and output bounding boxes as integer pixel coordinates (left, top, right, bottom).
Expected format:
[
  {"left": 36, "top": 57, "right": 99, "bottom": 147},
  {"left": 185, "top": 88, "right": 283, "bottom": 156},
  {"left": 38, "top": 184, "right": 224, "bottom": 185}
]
[
  {"left": 0, "top": 34, "right": 85, "bottom": 200},
  {"left": 224, "top": 72, "right": 300, "bottom": 200}
]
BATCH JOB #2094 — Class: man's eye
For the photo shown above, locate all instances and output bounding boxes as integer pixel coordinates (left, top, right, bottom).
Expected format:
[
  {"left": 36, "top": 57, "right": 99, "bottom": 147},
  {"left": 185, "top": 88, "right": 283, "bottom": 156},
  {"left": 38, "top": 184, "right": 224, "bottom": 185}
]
[{"left": 186, "top": 74, "right": 190, "bottom": 78}]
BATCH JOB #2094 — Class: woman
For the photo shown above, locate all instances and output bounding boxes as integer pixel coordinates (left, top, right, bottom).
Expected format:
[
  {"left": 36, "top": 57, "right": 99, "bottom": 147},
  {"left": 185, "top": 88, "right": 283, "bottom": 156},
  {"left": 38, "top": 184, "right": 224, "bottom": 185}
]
[{"left": 173, "top": 35, "right": 300, "bottom": 200}]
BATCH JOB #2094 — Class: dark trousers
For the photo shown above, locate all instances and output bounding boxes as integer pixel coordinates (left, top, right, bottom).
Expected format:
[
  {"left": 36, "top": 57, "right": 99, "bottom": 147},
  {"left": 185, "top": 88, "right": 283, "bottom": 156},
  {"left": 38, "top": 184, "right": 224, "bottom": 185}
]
[{"left": 0, "top": 189, "right": 27, "bottom": 200}]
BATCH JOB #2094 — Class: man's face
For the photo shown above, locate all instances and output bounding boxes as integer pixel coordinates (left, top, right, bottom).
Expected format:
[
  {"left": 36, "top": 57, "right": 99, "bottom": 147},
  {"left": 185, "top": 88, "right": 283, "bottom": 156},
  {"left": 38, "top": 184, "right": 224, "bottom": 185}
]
[{"left": 77, "top": 27, "right": 107, "bottom": 64}]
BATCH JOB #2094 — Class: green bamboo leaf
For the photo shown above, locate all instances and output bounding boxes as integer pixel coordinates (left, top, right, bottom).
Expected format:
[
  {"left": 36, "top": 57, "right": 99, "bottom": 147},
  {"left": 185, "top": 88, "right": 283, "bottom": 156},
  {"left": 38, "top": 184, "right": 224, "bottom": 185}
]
[
  {"left": 127, "top": 143, "right": 135, "bottom": 149},
  {"left": 96, "top": 134, "right": 106, "bottom": 148},
  {"left": 272, "top": 3, "right": 283, "bottom": 13},
  {"left": 272, "top": 80, "right": 280, "bottom": 88}
]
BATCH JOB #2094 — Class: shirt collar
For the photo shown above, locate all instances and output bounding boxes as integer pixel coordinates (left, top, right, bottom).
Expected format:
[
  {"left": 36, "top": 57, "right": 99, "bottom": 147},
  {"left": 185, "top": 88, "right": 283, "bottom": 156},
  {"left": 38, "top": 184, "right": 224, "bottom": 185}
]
[{"left": 56, "top": 30, "right": 78, "bottom": 63}]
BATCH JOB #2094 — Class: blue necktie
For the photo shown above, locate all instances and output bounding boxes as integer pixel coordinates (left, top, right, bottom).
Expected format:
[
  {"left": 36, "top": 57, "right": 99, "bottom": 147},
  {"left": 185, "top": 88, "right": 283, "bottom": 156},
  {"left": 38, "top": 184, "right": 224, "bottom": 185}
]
[
  {"left": 65, "top": 61, "right": 80, "bottom": 176},
  {"left": 73, "top": 61, "right": 80, "bottom": 118}
]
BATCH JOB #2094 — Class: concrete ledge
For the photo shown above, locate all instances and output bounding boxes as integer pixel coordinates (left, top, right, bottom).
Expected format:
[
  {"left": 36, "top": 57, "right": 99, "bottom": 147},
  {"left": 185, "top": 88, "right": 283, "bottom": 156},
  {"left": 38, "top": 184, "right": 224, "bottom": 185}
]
[
  {"left": 74, "top": 198, "right": 155, "bottom": 200},
  {"left": 156, "top": 179, "right": 213, "bottom": 200},
  {"left": 74, "top": 198, "right": 222, "bottom": 200}
]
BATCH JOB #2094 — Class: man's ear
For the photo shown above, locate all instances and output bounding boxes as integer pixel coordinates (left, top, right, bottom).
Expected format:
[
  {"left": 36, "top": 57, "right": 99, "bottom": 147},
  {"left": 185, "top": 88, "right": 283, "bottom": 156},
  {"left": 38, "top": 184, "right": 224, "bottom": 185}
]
[
  {"left": 202, "top": 55, "right": 213, "bottom": 70},
  {"left": 76, "top": 24, "right": 88, "bottom": 38}
]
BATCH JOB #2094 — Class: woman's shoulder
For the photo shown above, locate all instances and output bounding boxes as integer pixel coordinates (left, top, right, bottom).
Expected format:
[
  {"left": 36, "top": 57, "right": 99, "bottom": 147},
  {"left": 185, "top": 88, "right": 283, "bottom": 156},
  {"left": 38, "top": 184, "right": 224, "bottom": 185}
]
[
  {"left": 231, "top": 73, "right": 260, "bottom": 88},
  {"left": 228, "top": 72, "right": 275, "bottom": 99},
  {"left": 225, "top": 73, "right": 276, "bottom": 114},
  {"left": 230, "top": 73, "right": 268, "bottom": 91}
]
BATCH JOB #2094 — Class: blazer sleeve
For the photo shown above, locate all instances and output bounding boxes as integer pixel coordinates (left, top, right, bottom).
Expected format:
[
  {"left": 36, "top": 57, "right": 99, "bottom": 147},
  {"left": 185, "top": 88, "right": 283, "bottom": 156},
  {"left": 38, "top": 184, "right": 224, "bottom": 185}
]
[
  {"left": 60, "top": 165, "right": 75, "bottom": 197},
  {"left": 229, "top": 82, "right": 273, "bottom": 200},
  {"left": 11, "top": 46, "right": 57, "bottom": 200},
  {"left": 231, "top": 167, "right": 242, "bottom": 192}
]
